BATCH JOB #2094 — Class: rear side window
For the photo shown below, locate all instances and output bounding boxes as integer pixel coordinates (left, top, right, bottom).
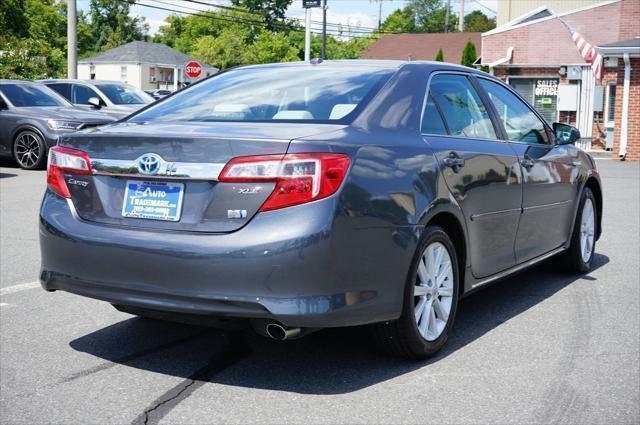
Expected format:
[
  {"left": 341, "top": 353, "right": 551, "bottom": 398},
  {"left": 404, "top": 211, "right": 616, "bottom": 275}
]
[
  {"left": 478, "top": 78, "right": 550, "bottom": 144},
  {"left": 421, "top": 94, "right": 448, "bottom": 135},
  {"left": 428, "top": 74, "right": 497, "bottom": 140},
  {"left": 45, "top": 83, "right": 71, "bottom": 101}
]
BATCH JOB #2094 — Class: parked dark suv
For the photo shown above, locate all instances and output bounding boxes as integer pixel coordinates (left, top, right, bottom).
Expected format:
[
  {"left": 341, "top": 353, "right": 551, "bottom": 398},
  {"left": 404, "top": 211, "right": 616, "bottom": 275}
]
[
  {"left": 0, "top": 80, "right": 114, "bottom": 169},
  {"left": 39, "top": 61, "right": 602, "bottom": 358}
]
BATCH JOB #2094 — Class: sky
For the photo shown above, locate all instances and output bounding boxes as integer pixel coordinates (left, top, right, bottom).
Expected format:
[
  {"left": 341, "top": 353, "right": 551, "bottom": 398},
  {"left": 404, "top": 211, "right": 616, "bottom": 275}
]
[{"left": 76, "top": 0, "right": 499, "bottom": 36}]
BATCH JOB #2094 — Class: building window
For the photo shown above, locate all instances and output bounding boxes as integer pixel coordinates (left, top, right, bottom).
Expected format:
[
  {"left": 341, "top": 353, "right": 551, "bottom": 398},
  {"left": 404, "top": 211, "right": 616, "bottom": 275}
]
[
  {"left": 606, "top": 83, "right": 616, "bottom": 124},
  {"left": 149, "top": 67, "right": 156, "bottom": 82},
  {"left": 509, "top": 78, "right": 559, "bottom": 124},
  {"left": 120, "top": 66, "right": 127, "bottom": 81}
]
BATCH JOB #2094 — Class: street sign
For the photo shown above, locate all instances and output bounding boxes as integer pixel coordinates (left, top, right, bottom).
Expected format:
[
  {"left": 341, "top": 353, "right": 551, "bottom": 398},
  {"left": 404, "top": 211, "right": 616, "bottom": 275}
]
[
  {"left": 184, "top": 60, "right": 203, "bottom": 79},
  {"left": 303, "top": 0, "right": 321, "bottom": 8}
]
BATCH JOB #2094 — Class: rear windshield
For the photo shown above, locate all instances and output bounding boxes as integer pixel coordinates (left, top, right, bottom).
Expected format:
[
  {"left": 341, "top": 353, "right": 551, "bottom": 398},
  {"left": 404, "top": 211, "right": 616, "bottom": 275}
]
[
  {"left": 95, "top": 83, "right": 152, "bottom": 105},
  {"left": 129, "top": 66, "right": 394, "bottom": 123},
  {"left": 0, "top": 83, "right": 68, "bottom": 107}
]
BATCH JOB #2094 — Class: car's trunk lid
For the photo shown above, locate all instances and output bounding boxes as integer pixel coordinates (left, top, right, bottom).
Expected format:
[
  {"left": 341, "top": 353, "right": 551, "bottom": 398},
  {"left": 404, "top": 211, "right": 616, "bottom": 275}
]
[{"left": 58, "top": 121, "right": 345, "bottom": 233}]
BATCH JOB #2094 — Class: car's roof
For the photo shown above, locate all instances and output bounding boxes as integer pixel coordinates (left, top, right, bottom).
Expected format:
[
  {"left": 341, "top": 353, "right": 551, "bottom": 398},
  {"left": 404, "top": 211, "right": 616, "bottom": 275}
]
[
  {"left": 231, "top": 60, "right": 490, "bottom": 78},
  {"left": 0, "top": 79, "right": 40, "bottom": 85},
  {"left": 38, "top": 79, "right": 128, "bottom": 85}
]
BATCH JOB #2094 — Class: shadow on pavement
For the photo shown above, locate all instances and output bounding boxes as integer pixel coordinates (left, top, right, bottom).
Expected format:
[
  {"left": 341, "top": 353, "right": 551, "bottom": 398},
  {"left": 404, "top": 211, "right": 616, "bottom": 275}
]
[
  {"left": 0, "top": 158, "right": 19, "bottom": 169},
  {"left": 69, "top": 253, "right": 609, "bottom": 395}
]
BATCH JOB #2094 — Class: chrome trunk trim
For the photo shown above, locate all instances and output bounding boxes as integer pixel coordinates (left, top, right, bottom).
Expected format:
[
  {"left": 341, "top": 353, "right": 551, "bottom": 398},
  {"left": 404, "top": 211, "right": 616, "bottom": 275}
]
[{"left": 90, "top": 158, "right": 225, "bottom": 180}]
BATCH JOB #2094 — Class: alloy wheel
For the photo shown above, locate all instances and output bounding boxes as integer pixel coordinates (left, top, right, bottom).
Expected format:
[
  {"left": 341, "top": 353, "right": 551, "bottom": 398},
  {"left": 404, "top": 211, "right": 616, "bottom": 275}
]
[
  {"left": 413, "top": 241, "right": 454, "bottom": 341},
  {"left": 580, "top": 198, "right": 595, "bottom": 263},
  {"left": 14, "top": 132, "right": 42, "bottom": 169}
]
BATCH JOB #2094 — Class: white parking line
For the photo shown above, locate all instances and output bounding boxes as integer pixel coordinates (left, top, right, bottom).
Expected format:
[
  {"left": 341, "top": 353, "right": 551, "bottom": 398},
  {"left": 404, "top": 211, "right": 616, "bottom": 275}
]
[{"left": 0, "top": 281, "right": 40, "bottom": 296}]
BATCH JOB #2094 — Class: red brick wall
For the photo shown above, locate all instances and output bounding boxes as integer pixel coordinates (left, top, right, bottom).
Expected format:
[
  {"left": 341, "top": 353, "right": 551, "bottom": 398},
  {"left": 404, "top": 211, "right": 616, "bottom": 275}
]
[
  {"left": 482, "top": 0, "right": 640, "bottom": 66},
  {"left": 612, "top": 58, "right": 640, "bottom": 161}
]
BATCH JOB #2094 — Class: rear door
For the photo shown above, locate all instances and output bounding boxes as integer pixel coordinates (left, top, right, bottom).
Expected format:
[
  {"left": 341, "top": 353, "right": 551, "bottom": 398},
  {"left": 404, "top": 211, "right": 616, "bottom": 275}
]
[
  {"left": 422, "top": 72, "right": 523, "bottom": 278},
  {"left": 475, "top": 76, "right": 578, "bottom": 262}
]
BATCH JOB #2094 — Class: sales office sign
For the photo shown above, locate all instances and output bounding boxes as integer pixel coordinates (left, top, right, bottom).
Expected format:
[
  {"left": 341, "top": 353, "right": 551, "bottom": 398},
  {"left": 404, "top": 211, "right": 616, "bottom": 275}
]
[{"left": 535, "top": 79, "right": 559, "bottom": 97}]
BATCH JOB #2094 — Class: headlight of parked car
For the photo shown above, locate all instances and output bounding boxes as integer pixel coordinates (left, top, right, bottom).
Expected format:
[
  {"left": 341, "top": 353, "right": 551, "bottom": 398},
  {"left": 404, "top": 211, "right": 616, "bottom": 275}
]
[{"left": 47, "top": 120, "right": 84, "bottom": 131}]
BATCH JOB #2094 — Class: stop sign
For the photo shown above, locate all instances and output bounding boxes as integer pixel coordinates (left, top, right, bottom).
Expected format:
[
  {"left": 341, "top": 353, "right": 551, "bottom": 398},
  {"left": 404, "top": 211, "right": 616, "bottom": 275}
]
[{"left": 184, "top": 60, "right": 203, "bottom": 79}]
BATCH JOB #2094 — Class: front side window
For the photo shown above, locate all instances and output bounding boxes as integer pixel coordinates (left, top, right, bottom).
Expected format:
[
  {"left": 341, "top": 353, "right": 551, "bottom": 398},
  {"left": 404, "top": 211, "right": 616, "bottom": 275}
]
[
  {"left": 72, "top": 84, "right": 100, "bottom": 105},
  {"left": 130, "top": 66, "right": 394, "bottom": 123},
  {"left": 0, "top": 83, "right": 68, "bottom": 107},
  {"left": 428, "top": 74, "right": 497, "bottom": 140},
  {"left": 478, "top": 78, "right": 549, "bottom": 144},
  {"left": 95, "top": 83, "right": 152, "bottom": 105}
]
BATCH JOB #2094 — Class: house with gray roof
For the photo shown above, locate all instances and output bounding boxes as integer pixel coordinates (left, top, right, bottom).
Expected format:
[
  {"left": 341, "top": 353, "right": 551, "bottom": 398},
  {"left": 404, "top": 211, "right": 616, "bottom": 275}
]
[{"left": 78, "top": 41, "right": 217, "bottom": 91}]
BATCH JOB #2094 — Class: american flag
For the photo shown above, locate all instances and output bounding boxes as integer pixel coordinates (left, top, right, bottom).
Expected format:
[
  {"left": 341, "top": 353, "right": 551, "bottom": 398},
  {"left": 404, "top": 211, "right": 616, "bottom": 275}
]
[{"left": 557, "top": 17, "right": 604, "bottom": 79}]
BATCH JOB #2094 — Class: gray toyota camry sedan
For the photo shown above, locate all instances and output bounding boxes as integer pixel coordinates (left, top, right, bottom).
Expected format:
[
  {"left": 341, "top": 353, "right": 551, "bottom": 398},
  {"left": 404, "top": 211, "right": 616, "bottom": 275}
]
[{"left": 39, "top": 61, "right": 602, "bottom": 359}]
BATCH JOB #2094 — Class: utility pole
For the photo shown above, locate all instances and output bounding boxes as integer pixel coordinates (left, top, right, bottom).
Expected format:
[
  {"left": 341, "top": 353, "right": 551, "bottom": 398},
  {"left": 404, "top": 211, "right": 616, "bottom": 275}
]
[
  {"left": 458, "top": 0, "right": 464, "bottom": 32},
  {"left": 67, "top": 0, "right": 77, "bottom": 79},
  {"left": 304, "top": 7, "right": 311, "bottom": 61},
  {"left": 378, "top": 0, "right": 383, "bottom": 32},
  {"left": 444, "top": 0, "right": 450, "bottom": 33},
  {"left": 321, "top": 0, "right": 327, "bottom": 60}
]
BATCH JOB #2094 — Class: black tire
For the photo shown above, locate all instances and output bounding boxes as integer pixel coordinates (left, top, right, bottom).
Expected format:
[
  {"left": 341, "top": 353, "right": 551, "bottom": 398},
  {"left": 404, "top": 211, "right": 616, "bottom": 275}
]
[
  {"left": 13, "top": 130, "right": 47, "bottom": 170},
  {"left": 563, "top": 187, "right": 597, "bottom": 274},
  {"left": 372, "top": 225, "right": 460, "bottom": 360}
]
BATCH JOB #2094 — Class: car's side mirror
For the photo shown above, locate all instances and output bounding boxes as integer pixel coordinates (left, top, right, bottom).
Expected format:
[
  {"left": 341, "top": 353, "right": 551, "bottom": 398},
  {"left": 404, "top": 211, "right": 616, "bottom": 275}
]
[
  {"left": 553, "top": 122, "right": 580, "bottom": 145},
  {"left": 0, "top": 100, "right": 7, "bottom": 111},
  {"left": 88, "top": 97, "right": 101, "bottom": 108}
]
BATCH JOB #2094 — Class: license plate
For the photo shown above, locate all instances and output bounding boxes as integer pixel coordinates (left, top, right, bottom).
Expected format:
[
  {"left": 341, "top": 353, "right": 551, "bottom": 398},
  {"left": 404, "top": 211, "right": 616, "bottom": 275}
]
[{"left": 122, "top": 181, "right": 184, "bottom": 222}]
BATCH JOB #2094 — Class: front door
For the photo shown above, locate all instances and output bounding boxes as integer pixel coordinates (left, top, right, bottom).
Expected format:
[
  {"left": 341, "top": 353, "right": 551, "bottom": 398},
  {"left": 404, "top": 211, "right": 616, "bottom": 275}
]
[
  {"left": 423, "top": 73, "right": 523, "bottom": 278},
  {"left": 476, "top": 77, "right": 578, "bottom": 263}
]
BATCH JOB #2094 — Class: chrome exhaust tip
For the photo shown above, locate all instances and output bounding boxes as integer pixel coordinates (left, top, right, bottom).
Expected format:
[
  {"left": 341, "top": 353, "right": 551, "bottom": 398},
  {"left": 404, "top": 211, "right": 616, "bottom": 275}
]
[{"left": 265, "top": 323, "right": 301, "bottom": 341}]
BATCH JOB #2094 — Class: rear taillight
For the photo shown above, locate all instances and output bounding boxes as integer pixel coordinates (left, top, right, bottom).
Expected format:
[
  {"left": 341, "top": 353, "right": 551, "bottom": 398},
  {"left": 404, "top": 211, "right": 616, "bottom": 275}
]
[
  {"left": 47, "top": 146, "right": 92, "bottom": 198},
  {"left": 219, "top": 153, "right": 350, "bottom": 211}
]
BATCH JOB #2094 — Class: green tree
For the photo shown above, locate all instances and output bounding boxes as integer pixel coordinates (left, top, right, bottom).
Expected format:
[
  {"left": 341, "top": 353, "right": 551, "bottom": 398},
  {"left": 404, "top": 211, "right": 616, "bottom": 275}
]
[
  {"left": 0, "top": 37, "right": 65, "bottom": 79},
  {"left": 88, "top": 0, "right": 148, "bottom": 53},
  {"left": 435, "top": 48, "right": 444, "bottom": 62},
  {"left": 190, "top": 27, "right": 249, "bottom": 69},
  {"left": 460, "top": 40, "right": 477, "bottom": 67},
  {"left": 230, "top": 0, "right": 293, "bottom": 31},
  {"left": 464, "top": 10, "right": 496, "bottom": 33},
  {"left": 380, "top": 6, "right": 417, "bottom": 33},
  {"left": 246, "top": 30, "right": 299, "bottom": 64},
  {"left": 408, "top": 0, "right": 457, "bottom": 33},
  {"left": 1, "top": 0, "right": 29, "bottom": 38},
  {"left": 152, "top": 15, "right": 186, "bottom": 48}
]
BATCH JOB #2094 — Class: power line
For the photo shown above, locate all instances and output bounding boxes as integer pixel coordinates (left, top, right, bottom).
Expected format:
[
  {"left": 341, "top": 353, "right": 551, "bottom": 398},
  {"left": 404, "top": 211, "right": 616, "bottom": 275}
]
[
  {"left": 178, "top": 0, "right": 388, "bottom": 33},
  {"left": 127, "top": 0, "right": 382, "bottom": 39}
]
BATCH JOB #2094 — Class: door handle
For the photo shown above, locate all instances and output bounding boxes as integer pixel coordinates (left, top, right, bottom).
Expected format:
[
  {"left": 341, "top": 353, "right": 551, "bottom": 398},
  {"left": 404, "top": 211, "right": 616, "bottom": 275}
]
[
  {"left": 520, "top": 157, "right": 535, "bottom": 169},
  {"left": 443, "top": 153, "right": 465, "bottom": 170}
]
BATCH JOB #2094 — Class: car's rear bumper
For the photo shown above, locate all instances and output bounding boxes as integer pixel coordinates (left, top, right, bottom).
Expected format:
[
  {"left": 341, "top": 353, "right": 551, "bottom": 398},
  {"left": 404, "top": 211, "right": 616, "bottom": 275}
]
[{"left": 39, "top": 190, "right": 402, "bottom": 328}]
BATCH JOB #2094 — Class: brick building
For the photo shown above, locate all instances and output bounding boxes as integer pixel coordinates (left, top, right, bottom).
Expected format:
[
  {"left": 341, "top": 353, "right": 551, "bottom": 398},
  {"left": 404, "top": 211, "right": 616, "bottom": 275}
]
[
  {"left": 360, "top": 33, "right": 481, "bottom": 63},
  {"left": 481, "top": 0, "right": 640, "bottom": 160}
]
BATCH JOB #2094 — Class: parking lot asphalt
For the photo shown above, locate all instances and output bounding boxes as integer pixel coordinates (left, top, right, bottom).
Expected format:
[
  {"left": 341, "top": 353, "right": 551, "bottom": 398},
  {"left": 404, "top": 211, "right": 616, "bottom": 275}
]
[{"left": 0, "top": 157, "right": 638, "bottom": 424}]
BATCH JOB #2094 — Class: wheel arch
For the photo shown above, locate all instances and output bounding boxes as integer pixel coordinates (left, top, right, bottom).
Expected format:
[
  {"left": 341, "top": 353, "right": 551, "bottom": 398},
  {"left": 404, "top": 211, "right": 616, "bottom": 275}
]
[
  {"left": 584, "top": 176, "right": 603, "bottom": 240},
  {"left": 425, "top": 211, "right": 467, "bottom": 296},
  {"left": 12, "top": 124, "right": 46, "bottom": 146}
]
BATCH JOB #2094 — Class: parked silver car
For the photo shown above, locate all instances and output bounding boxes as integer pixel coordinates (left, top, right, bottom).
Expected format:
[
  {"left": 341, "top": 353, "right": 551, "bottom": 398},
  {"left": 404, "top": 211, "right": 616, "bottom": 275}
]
[
  {"left": 0, "top": 80, "right": 115, "bottom": 169},
  {"left": 39, "top": 79, "right": 154, "bottom": 120}
]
